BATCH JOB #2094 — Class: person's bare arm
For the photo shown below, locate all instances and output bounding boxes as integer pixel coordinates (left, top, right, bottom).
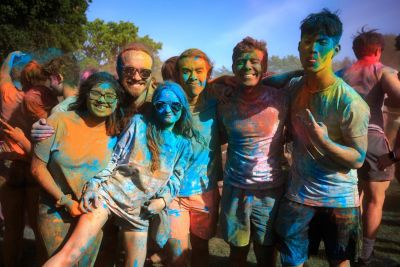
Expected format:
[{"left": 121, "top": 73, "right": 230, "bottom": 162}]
[
  {"left": 381, "top": 67, "right": 400, "bottom": 107},
  {"left": 302, "top": 109, "right": 367, "bottom": 169},
  {"left": 262, "top": 70, "right": 303, "bottom": 88},
  {"left": 31, "top": 155, "right": 82, "bottom": 216}
]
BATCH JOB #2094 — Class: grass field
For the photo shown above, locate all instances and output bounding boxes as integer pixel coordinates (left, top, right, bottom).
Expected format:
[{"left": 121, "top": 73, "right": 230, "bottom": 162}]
[{"left": 1, "top": 181, "right": 399, "bottom": 267}]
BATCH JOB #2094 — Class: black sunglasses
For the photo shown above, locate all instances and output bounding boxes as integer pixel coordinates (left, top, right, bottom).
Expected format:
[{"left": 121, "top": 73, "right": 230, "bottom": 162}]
[{"left": 122, "top": 67, "right": 152, "bottom": 80}]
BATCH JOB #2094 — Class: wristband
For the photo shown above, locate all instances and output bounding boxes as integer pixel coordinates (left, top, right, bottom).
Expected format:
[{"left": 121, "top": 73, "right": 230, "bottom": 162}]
[{"left": 55, "top": 194, "right": 72, "bottom": 208}]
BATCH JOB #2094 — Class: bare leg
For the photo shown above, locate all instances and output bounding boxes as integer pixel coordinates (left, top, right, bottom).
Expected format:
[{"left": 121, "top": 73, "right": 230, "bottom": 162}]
[
  {"left": 166, "top": 236, "right": 190, "bottom": 267},
  {"left": 122, "top": 230, "right": 148, "bottom": 267},
  {"left": 360, "top": 180, "right": 390, "bottom": 238},
  {"left": 43, "top": 205, "right": 109, "bottom": 267},
  {"left": 359, "top": 180, "right": 390, "bottom": 259}
]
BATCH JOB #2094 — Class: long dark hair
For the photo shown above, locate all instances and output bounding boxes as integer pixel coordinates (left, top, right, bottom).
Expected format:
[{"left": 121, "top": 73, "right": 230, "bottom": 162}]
[
  {"left": 146, "top": 81, "right": 202, "bottom": 171},
  {"left": 69, "top": 72, "right": 124, "bottom": 136}
]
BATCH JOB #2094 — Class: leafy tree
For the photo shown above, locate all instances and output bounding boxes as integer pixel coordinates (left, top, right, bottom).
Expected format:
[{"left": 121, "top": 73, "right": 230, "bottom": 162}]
[
  {"left": 333, "top": 56, "right": 355, "bottom": 71},
  {"left": 0, "top": 0, "right": 90, "bottom": 59},
  {"left": 268, "top": 55, "right": 302, "bottom": 73},
  {"left": 81, "top": 19, "right": 162, "bottom": 66},
  {"left": 79, "top": 19, "right": 163, "bottom": 81},
  {"left": 212, "top": 66, "right": 233, "bottom": 78}
]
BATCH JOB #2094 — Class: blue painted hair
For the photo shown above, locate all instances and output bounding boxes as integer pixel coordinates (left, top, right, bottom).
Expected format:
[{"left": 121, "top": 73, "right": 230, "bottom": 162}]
[
  {"left": 147, "top": 81, "right": 203, "bottom": 171},
  {"left": 300, "top": 9, "right": 343, "bottom": 44}
]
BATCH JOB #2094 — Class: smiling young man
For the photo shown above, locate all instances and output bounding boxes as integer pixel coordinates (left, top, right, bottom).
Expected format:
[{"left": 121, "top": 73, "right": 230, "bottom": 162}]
[
  {"left": 274, "top": 10, "right": 370, "bottom": 267},
  {"left": 218, "top": 37, "right": 289, "bottom": 267}
]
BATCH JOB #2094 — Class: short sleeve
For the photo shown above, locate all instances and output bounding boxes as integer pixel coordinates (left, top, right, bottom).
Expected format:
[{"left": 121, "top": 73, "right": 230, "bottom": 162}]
[
  {"left": 340, "top": 95, "right": 370, "bottom": 138},
  {"left": 33, "top": 113, "right": 62, "bottom": 163}
]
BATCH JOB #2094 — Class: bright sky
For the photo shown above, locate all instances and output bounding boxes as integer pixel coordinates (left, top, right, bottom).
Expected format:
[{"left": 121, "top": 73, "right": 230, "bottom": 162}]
[{"left": 87, "top": 0, "right": 399, "bottom": 69}]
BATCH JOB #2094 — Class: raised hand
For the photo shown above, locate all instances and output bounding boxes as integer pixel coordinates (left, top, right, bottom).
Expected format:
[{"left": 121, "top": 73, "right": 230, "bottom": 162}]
[{"left": 301, "top": 109, "right": 329, "bottom": 145}]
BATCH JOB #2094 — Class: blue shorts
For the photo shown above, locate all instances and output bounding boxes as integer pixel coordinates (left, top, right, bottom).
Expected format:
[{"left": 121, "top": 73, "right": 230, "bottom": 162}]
[
  {"left": 275, "top": 198, "right": 361, "bottom": 266},
  {"left": 220, "top": 183, "right": 283, "bottom": 247}
]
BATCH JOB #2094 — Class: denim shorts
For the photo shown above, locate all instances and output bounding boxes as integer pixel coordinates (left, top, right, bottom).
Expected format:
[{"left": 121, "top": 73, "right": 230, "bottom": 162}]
[{"left": 275, "top": 198, "right": 361, "bottom": 266}]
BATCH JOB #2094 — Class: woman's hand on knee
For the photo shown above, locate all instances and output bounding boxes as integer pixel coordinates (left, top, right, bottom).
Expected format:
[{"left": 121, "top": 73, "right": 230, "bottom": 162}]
[
  {"left": 65, "top": 199, "right": 83, "bottom": 217},
  {"left": 80, "top": 190, "right": 100, "bottom": 213}
]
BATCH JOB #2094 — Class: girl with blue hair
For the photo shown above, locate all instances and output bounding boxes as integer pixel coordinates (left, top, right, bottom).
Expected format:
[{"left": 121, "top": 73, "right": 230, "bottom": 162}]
[{"left": 43, "top": 81, "right": 194, "bottom": 267}]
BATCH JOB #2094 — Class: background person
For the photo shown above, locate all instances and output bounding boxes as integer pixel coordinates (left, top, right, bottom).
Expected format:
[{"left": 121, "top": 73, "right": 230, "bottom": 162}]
[{"left": 337, "top": 29, "right": 400, "bottom": 265}]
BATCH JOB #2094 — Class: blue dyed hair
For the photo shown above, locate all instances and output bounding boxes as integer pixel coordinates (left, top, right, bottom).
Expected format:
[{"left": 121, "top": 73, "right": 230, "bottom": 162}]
[
  {"left": 147, "top": 81, "right": 203, "bottom": 171},
  {"left": 300, "top": 9, "right": 343, "bottom": 44}
]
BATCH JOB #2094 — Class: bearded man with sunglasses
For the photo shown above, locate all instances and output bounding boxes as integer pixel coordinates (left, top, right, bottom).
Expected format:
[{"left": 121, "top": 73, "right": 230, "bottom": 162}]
[{"left": 115, "top": 43, "right": 156, "bottom": 129}]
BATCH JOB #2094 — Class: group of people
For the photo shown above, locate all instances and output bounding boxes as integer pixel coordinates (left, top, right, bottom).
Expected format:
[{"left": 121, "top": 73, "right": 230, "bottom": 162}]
[{"left": 0, "top": 8, "right": 399, "bottom": 267}]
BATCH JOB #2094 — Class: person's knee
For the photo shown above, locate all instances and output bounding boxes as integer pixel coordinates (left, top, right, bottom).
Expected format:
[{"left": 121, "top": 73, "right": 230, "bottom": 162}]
[{"left": 363, "top": 182, "right": 389, "bottom": 205}]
